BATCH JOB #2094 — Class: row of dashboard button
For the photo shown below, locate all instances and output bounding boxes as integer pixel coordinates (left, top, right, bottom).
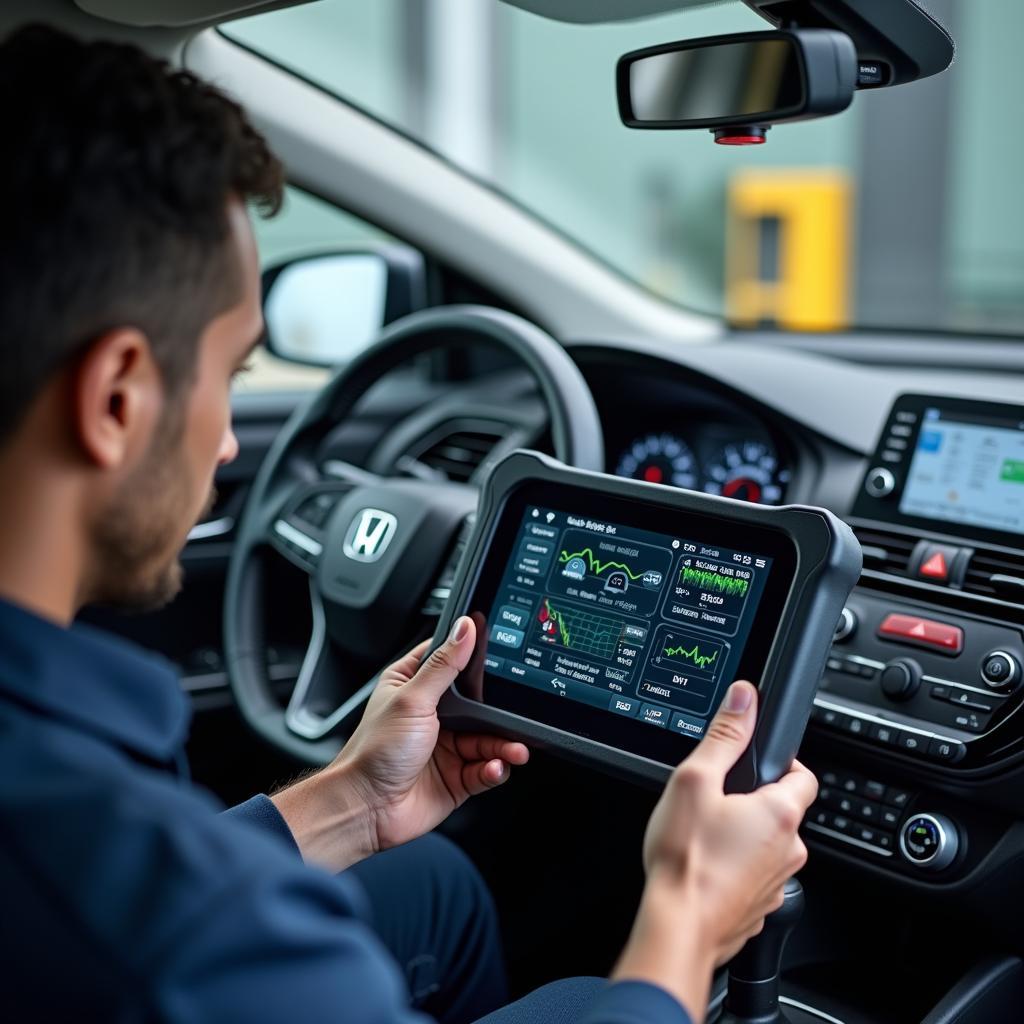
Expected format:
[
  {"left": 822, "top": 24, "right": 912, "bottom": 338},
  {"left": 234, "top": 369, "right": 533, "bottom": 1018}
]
[
  {"left": 811, "top": 699, "right": 967, "bottom": 764},
  {"left": 826, "top": 656, "right": 876, "bottom": 680},
  {"left": 817, "top": 785, "right": 903, "bottom": 829},
  {"left": 807, "top": 809, "right": 896, "bottom": 854},
  {"left": 804, "top": 768, "right": 917, "bottom": 859},
  {"left": 818, "top": 768, "right": 912, "bottom": 808}
]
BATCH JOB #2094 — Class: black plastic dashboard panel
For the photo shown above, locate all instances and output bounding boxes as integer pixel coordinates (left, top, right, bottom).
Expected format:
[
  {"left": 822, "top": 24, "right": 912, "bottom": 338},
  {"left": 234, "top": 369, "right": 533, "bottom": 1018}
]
[{"left": 567, "top": 338, "right": 1024, "bottom": 459}]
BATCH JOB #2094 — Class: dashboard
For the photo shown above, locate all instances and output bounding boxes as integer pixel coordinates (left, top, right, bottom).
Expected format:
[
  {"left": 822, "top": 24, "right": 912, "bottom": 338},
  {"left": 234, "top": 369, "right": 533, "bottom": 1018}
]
[{"left": 564, "top": 341, "right": 1024, "bottom": 903}]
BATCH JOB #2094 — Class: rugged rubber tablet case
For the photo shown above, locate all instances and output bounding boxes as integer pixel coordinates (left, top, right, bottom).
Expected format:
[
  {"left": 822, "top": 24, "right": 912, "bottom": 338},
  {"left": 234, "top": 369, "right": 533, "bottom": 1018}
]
[{"left": 435, "top": 450, "right": 862, "bottom": 791}]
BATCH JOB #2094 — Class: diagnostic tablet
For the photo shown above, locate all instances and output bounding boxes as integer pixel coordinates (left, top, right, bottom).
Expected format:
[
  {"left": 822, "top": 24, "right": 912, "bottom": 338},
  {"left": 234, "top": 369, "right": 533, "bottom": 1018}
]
[{"left": 436, "top": 451, "right": 861, "bottom": 790}]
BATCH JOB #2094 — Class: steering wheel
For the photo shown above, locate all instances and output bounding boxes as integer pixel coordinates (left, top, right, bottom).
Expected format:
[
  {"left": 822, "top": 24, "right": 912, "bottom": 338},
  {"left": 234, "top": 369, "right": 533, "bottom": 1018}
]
[{"left": 224, "top": 305, "right": 604, "bottom": 763}]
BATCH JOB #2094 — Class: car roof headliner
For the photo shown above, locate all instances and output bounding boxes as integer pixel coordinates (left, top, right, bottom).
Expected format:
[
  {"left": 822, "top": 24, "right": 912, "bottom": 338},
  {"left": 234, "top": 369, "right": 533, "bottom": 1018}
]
[{"left": 72, "top": 0, "right": 723, "bottom": 30}]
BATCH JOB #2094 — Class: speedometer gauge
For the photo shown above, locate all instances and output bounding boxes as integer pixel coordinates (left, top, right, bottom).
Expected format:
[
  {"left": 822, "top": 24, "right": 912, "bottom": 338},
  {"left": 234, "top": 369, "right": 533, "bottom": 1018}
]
[
  {"left": 615, "top": 433, "right": 699, "bottom": 490},
  {"left": 703, "top": 440, "right": 790, "bottom": 505}
]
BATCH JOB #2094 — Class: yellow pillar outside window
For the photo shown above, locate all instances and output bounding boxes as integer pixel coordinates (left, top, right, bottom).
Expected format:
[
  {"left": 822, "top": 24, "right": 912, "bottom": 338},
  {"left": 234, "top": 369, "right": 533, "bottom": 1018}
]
[{"left": 726, "top": 169, "right": 853, "bottom": 332}]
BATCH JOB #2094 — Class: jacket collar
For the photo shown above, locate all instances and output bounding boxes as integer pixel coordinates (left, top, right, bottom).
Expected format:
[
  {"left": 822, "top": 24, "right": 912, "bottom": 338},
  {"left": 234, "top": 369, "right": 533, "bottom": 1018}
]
[{"left": 0, "top": 597, "right": 189, "bottom": 763}]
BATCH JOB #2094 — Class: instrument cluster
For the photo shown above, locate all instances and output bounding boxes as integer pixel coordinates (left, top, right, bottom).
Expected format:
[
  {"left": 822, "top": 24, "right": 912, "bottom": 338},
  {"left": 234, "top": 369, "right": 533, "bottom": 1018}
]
[{"left": 613, "top": 430, "right": 790, "bottom": 505}]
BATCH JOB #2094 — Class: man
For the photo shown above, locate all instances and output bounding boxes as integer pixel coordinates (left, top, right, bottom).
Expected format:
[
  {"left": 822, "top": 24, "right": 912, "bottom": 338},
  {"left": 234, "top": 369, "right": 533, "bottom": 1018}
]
[{"left": 0, "top": 24, "right": 816, "bottom": 1024}]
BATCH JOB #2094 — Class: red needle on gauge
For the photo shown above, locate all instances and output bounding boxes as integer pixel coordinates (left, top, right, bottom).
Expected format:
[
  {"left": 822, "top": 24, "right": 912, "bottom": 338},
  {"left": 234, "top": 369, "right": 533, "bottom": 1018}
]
[{"left": 723, "top": 477, "right": 761, "bottom": 503}]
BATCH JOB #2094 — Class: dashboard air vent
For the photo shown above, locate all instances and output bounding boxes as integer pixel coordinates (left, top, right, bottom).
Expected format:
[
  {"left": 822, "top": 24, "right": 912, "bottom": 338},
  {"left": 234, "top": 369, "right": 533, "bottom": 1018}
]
[
  {"left": 850, "top": 525, "right": 916, "bottom": 578},
  {"left": 963, "top": 548, "right": 1024, "bottom": 604},
  {"left": 414, "top": 428, "right": 505, "bottom": 483}
]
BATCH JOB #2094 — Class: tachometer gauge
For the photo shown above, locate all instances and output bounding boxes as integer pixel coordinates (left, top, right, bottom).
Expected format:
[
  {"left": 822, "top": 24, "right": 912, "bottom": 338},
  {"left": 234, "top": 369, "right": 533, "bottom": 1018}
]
[
  {"left": 615, "top": 433, "right": 699, "bottom": 490},
  {"left": 703, "top": 440, "right": 790, "bottom": 505}
]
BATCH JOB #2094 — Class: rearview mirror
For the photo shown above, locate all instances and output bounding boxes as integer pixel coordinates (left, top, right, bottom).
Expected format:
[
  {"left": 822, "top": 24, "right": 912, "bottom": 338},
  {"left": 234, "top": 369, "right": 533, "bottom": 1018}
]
[
  {"left": 262, "top": 247, "right": 426, "bottom": 367},
  {"left": 618, "top": 29, "right": 857, "bottom": 142}
]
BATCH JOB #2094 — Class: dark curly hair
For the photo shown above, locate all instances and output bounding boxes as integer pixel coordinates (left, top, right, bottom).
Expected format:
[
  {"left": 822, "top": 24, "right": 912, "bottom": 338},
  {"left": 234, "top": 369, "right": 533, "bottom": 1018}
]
[{"left": 0, "top": 24, "right": 284, "bottom": 441}]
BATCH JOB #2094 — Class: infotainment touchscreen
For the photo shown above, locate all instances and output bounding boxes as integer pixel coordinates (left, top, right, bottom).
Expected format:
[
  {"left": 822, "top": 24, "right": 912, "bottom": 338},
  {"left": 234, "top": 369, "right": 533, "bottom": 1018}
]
[
  {"left": 899, "top": 405, "right": 1024, "bottom": 534},
  {"left": 481, "top": 505, "right": 776, "bottom": 741}
]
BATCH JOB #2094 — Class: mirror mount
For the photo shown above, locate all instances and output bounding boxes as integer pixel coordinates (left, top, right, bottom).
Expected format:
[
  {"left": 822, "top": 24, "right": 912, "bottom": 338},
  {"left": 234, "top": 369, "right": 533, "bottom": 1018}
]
[
  {"left": 714, "top": 125, "right": 769, "bottom": 146},
  {"left": 742, "top": 0, "right": 954, "bottom": 90}
]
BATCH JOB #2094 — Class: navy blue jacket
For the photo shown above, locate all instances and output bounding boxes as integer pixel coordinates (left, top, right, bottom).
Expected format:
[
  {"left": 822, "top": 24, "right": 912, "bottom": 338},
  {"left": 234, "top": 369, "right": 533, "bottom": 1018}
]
[{"left": 0, "top": 598, "right": 690, "bottom": 1022}]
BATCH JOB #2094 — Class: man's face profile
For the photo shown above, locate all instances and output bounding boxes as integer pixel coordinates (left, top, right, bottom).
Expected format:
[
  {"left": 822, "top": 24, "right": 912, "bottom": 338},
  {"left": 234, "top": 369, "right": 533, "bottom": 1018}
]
[{"left": 88, "top": 201, "right": 262, "bottom": 611}]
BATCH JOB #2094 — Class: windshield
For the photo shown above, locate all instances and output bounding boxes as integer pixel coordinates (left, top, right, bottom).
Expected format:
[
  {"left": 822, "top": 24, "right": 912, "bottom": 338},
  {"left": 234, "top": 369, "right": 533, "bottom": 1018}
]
[{"left": 224, "top": 0, "right": 1023, "bottom": 337}]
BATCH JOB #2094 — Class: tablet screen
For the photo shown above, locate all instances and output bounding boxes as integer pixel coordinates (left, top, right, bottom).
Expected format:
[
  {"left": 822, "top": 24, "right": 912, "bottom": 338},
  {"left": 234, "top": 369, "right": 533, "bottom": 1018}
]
[{"left": 456, "top": 482, "right": 798, "bottom": 765}]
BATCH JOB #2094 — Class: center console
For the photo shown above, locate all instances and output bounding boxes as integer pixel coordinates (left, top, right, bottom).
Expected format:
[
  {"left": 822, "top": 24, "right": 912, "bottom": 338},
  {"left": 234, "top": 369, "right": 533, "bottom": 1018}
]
[{"left": 803, "top": 394, "right": 1024, "bottom": 874}]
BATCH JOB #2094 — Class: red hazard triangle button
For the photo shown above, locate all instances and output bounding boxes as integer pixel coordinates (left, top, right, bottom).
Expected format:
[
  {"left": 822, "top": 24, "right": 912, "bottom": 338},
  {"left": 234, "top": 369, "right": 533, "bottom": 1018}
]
[
  {"left": 915, "top": 543, "right": 962, "bottom": 584},
  {"left": 878, "top": 613, "right": 964, "bottom": 654},
  {"left": 919, "top": 551, "right": 949, "bottom": 580}
]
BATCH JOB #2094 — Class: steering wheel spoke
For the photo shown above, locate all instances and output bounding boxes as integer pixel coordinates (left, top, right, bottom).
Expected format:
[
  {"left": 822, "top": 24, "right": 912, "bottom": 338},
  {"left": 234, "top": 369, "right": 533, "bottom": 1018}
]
[
  {"left": 267, "top": 477, "right": 367, "bottom": 574},
  {"left": 284, "top": 582, "right": 380, "bottom": 740},
  {"left": 226, "top": 306, "right": 603, "bottom": 763},
  {"left": 422, "top": 512, "right": 477, "bottom": 615}
]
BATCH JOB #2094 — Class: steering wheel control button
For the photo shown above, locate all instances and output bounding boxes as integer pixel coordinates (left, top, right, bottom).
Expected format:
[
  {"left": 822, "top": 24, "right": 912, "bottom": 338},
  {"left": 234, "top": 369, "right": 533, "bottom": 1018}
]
[
  {"left": 864, "top": 466, "right": 896, "bottom": 498},
  {"left": 489, "top": 625, "right": 524, "bottom": 650},
  {"left": 981, "top": 650, "right": 1020, "bottom": 692},
  {"left": 880, "top": 658, "right": 922, "bottom": 701},
  {"left": 833, "top": 606, "right": 857, "bottom": 642},
  {"left": 899, "top": 814, "right": 958, "bottom": 870},
  {"left": 928, "top": 736, "right": 967, "bottom": 764},
  {"left": 878, "top": 613, "right": 964, "bottom": 655}
]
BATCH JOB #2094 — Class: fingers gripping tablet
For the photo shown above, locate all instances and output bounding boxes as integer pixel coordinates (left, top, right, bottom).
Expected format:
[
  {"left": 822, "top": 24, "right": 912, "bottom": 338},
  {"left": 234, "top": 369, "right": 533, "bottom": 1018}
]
[{"left": 435, "top": 451, "right": 861, "bottom": 790}]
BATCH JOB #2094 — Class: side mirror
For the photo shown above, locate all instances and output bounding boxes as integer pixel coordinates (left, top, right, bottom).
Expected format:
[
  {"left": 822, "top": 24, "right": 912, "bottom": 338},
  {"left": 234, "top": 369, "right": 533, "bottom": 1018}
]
[
  {"left": 617, "top": 29, "right": 857, "bottom": 143},
  {"left": 262, "top": 246, "right": 426, "bottom": 367}
]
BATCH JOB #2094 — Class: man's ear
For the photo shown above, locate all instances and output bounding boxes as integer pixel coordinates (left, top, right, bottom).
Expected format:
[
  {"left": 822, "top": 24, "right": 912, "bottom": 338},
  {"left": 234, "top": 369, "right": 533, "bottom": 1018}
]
[{"left": 71, "top": 328, "right": 164, "bottom": 470}]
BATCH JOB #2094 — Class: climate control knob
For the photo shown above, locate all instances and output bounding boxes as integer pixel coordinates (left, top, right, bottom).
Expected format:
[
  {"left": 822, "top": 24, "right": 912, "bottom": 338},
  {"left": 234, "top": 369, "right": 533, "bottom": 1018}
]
[
  {"left": 899, "top": 813, "right": 958, "bottom": 871},
  {"left": 980, "top": 650, "right": 1020, "bottom": 693},
  {"left": 833, "top": 607, "right": 857, "bottom": 643},
  {"left": 880, "top": 658, "right": 922, "bottom": 702}
]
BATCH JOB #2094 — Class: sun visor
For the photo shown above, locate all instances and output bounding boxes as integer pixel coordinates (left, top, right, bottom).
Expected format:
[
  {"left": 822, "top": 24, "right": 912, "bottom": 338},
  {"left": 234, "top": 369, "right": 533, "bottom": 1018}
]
[
  {"left": 74, "top": 0, "right": 308, "bottom": 29},
  {"left": 500, "top": 1, "right": 725, "bottom": 23}
]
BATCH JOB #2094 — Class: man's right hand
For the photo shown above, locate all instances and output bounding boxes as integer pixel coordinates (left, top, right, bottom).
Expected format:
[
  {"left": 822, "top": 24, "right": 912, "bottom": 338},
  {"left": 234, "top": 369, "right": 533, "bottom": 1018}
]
[{"left": 612, "top": 680, "right": 817, "bottom": 1024}]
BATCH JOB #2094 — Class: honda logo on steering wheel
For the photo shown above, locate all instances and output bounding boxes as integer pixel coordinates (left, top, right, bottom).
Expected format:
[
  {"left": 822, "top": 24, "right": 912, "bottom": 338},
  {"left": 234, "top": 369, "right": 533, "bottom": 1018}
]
[{"left": 343, "top": 508, "right": 398, "bottom": 562}]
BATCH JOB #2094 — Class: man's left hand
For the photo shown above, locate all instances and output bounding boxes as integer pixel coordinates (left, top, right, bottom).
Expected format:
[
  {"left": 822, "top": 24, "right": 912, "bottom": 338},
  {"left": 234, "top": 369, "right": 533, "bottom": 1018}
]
[{"left": 271, "top": 616, "right": 529, "bottom": 871}]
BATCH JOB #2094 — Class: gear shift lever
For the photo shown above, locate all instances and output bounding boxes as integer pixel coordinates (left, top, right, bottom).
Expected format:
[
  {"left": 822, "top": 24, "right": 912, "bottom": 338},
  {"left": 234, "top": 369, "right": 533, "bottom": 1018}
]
[{"left": 713, "top": 878, "right": 804, "bottom": 1024}]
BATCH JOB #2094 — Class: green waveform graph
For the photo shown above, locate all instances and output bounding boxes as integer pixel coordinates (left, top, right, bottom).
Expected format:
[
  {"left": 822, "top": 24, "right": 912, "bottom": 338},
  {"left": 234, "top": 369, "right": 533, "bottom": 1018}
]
[
  {"left": 538, "top": 598, "right": 629, "bottom": 661},
  {"left": 662, "top": 642, "right": 719, "bottom": 670},
  {"left": 651, "top": 627, "right": 727, "bottom": 683},
  {"left": 559, "top": 547, "right": 645, "bottom": 580},
  {"left": 678, "top": 563, "right": 750, "bottom": 598}
]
